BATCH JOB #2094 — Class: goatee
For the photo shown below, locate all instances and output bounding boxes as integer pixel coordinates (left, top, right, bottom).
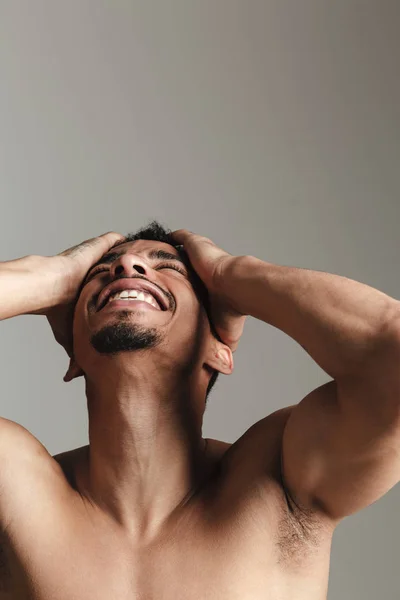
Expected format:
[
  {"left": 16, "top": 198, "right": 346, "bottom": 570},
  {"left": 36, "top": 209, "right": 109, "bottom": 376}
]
[{"left": 90, "top": 311, "right": 163, "bottom": 354}]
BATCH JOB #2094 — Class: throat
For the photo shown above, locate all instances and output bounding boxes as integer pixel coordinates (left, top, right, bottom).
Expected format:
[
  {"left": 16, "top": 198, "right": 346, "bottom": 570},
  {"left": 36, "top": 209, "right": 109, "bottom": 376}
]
[{"left": 75, "top": 433, "right": 212, "bottom": 537}]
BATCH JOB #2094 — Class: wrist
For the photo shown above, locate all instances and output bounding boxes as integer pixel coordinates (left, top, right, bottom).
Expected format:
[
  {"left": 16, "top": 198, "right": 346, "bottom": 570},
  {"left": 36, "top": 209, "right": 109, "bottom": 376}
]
[
  {"left": 0, "top": 254, "right": 65, "bottom": 320},
  {"left": 216, "top": 255, "right": 259, "bottom": 316},
  {"left": 23, "top": 255, "right": 68, "bottom": 311}
]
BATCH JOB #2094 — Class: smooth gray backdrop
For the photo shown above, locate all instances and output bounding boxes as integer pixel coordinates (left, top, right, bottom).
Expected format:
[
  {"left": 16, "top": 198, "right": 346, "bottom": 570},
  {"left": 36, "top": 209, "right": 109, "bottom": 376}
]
[{"left": 1, "top": 2, "right": 399, "bottom": 598}]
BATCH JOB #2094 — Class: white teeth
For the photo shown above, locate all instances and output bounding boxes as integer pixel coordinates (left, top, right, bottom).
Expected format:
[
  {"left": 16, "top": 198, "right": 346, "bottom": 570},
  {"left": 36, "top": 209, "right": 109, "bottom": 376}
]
[{"left": 106, "top": 289, "right": 160, "bottom": 309}]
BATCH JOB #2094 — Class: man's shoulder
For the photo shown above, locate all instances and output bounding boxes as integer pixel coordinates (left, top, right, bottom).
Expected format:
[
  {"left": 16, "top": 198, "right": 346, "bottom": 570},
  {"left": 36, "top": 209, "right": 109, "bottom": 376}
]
[
  {"left": 215, "top": 405, "right": 295, "bottom": 475},
  {"left": 206, "top": 406, "right": 296, "bottom": 517}
]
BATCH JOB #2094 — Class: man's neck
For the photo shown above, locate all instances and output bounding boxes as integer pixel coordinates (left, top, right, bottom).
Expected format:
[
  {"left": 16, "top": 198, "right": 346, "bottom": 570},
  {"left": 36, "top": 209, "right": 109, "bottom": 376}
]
[{"left": 79, "top": 362, "right": 210, "bottom": 542}]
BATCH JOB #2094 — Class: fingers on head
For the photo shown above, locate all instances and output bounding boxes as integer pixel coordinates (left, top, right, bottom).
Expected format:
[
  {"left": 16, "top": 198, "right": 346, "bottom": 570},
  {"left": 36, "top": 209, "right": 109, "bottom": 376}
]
[
  {"left": 63, "top": 232, "right": 125, "bottom": 257},
  {"left": 86, "top": 231, "right": 125, "bottom": 250}
]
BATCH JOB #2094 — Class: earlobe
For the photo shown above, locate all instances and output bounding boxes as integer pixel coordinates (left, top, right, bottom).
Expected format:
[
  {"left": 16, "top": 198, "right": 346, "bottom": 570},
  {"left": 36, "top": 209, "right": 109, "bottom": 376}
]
[{"left": 63, "top": 356, "right": 84, "bottom": 382}]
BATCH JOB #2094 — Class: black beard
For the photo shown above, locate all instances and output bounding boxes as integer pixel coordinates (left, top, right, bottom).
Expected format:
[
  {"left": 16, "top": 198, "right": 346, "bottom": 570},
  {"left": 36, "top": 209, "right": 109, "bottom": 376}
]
[{"left": 90, "top": 310, "right": 163, "bottom": 354}]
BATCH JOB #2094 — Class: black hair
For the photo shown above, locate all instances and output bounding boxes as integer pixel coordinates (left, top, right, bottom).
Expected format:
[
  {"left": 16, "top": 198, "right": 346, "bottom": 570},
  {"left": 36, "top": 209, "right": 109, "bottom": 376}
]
[{"left": 114, "top": 219, "right": 221, "bottom": 401}]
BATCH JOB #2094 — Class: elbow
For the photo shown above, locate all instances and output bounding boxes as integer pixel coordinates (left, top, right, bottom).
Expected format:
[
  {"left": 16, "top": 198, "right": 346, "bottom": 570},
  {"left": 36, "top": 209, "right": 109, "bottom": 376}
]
[
  {"left": 363, "top": 301, "right": 400, "bottom": 363},
  {"left": 378, "top": 301, "right": 400, "bottom": 355},
  {"left": 342, "top": 302, "right": 400, "bottom": 425},
  {"left": 341, "top": 301, "right": 400, "bottom": 381}
]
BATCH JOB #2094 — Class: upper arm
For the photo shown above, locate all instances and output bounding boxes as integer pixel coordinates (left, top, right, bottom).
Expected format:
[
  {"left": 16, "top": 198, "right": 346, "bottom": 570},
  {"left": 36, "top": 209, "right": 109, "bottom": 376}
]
[
  {"left": 281, "top": 341, "right": 400, "bottom": 521},
  {"left": 0, "top": 420, "right": 70, "bottom": 596},
  {"left": 0, "top": 418, "right": 53, "bottom": 597}
]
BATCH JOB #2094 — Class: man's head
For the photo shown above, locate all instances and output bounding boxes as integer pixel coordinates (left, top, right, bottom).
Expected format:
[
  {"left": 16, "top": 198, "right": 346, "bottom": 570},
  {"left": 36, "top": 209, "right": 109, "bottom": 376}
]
[{"left": 67, "top": 221, "right": 233, "bottom": 402}]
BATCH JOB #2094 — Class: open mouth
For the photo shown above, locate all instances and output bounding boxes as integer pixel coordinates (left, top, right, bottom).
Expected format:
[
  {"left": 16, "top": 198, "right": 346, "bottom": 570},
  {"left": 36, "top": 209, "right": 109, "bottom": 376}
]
[
  {"left": 95, "top": 277, "right": 170, "bottom": 313},
  {"left": 97, "top": 288, "right": 166, "bottom": 312},
  {"left": 106, "top": 290, "right": 160, "bottom": 309}
]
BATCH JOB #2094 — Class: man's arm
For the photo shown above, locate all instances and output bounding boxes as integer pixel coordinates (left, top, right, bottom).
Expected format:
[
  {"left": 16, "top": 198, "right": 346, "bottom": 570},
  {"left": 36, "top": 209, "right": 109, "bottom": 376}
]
[
  {"left": 0, "top": 254, "right": 63, "bottom": 321},
  {"left": 0, "top": 234, "right": 124, "bottom": 514},
  {"left": 0, "top": 234, "right": 123, "bottom": 421},
  {"left": 220, "top": 255, "right": 400, "bottom": 520}
]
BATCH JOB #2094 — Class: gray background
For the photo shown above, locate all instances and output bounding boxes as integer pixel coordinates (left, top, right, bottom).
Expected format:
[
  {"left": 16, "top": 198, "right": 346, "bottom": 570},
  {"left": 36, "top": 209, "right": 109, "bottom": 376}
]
[{"left": 1, "top": 2, "right": 399, "bottom": 598}]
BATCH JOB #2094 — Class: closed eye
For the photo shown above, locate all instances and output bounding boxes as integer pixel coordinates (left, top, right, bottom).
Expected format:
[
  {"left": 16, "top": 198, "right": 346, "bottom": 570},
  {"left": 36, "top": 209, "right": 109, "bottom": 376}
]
[
  {"left": 158, "top": 263, "right": 187, "bottom": 276},
  {"left": 85, "top": 266, "right": 109, "bottom": 282},
  {"left": 85, "top": 261, "right": 187, "bottom": 285}
]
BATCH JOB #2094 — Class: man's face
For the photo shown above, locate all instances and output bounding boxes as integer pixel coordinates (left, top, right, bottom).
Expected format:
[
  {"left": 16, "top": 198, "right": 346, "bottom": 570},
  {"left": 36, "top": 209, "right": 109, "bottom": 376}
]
[{"left": 71, "top": 239, "right": 211, "bottom": 376}]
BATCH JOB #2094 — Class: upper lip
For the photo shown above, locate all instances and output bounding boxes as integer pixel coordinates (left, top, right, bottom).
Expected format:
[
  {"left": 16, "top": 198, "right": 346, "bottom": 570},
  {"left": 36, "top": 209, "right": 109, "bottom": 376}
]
[{"left": 96, "top": 278, "right": 169, "bottom": 312}]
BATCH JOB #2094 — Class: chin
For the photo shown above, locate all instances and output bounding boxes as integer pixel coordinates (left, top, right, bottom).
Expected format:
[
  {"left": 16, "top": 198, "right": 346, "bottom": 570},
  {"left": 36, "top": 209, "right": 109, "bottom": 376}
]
[{"left": 89, "top": 320, "right": 163, "bottom": 354}]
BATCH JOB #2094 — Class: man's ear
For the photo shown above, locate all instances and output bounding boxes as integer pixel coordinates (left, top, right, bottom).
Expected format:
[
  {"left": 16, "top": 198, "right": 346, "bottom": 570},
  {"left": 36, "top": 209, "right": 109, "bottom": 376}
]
[
  {"left": 205, "top": 340, "right": 234, "bottom": 376},
  {"left": 63, "top": 355, "right": 84, "bottom": 382}
]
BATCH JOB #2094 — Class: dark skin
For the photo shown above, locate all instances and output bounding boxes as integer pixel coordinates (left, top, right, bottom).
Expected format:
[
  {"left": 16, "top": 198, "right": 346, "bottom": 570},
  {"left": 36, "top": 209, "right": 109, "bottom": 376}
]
[
  {"left": 53, "top": 233, "right": 242, "bottom": 534},
  {"left": 170, "top": 229, "right": 247, "bottom": 352},
  {"left": 0, "top": 228, "right": 399, "bottom": 600},
  {"left": 30, "top": 231, "right": 126, "bottom": 361},
  {"left": 48, "top": 230, "right": 247, "bottom": 383}
]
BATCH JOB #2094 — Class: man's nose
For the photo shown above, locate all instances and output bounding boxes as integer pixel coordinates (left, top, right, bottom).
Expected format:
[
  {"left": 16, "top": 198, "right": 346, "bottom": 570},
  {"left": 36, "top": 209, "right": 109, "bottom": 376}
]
[{"left": 110, "top": 254, "right": 149, "bottom": 278}]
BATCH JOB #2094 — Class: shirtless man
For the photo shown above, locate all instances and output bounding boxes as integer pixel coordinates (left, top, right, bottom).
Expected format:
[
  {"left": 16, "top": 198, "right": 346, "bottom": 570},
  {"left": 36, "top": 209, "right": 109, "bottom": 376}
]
[{"left": 0, "top": 220, "right": 399, "bottom": 599}]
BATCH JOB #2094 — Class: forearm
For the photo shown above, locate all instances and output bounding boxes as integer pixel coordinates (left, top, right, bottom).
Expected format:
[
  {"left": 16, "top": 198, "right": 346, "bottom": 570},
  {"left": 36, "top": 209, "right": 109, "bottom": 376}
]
[
  {"left": 224, "top": 255, "right": 400, "bottom": 379},
  {"left": 0, "top": 255, "right": 59, "bottom": 321}
]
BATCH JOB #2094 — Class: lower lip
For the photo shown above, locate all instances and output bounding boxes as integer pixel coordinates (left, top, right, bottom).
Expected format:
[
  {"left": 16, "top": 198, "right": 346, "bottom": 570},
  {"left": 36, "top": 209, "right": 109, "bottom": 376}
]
[{"left": 99, "top": 299, "right": 162, "bottom": 312}]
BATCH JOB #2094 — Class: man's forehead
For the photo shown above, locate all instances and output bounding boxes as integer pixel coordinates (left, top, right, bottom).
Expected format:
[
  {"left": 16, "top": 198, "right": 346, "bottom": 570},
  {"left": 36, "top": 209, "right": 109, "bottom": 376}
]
[{"left": 112, "top": 239, "right": 180, "bottom": 254}]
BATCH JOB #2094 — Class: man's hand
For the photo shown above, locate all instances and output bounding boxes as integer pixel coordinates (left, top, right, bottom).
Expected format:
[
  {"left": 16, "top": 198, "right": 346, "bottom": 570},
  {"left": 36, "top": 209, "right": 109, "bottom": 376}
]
[
  {"left": 31, "top": 231, "right": 125, "bottom": 363},
  {"left": 171, "top": 229, "right": 247, "bottom": 352}
]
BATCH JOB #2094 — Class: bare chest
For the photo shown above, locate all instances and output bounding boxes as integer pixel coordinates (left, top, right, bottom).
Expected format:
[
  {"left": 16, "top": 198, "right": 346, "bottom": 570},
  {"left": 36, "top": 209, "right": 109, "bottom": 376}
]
[
  {"left": 2, "top": 435, "right": 333, "bottom": 600},
  {"left": 2, "top": 482, "right": 331, "bottom": 600}
]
